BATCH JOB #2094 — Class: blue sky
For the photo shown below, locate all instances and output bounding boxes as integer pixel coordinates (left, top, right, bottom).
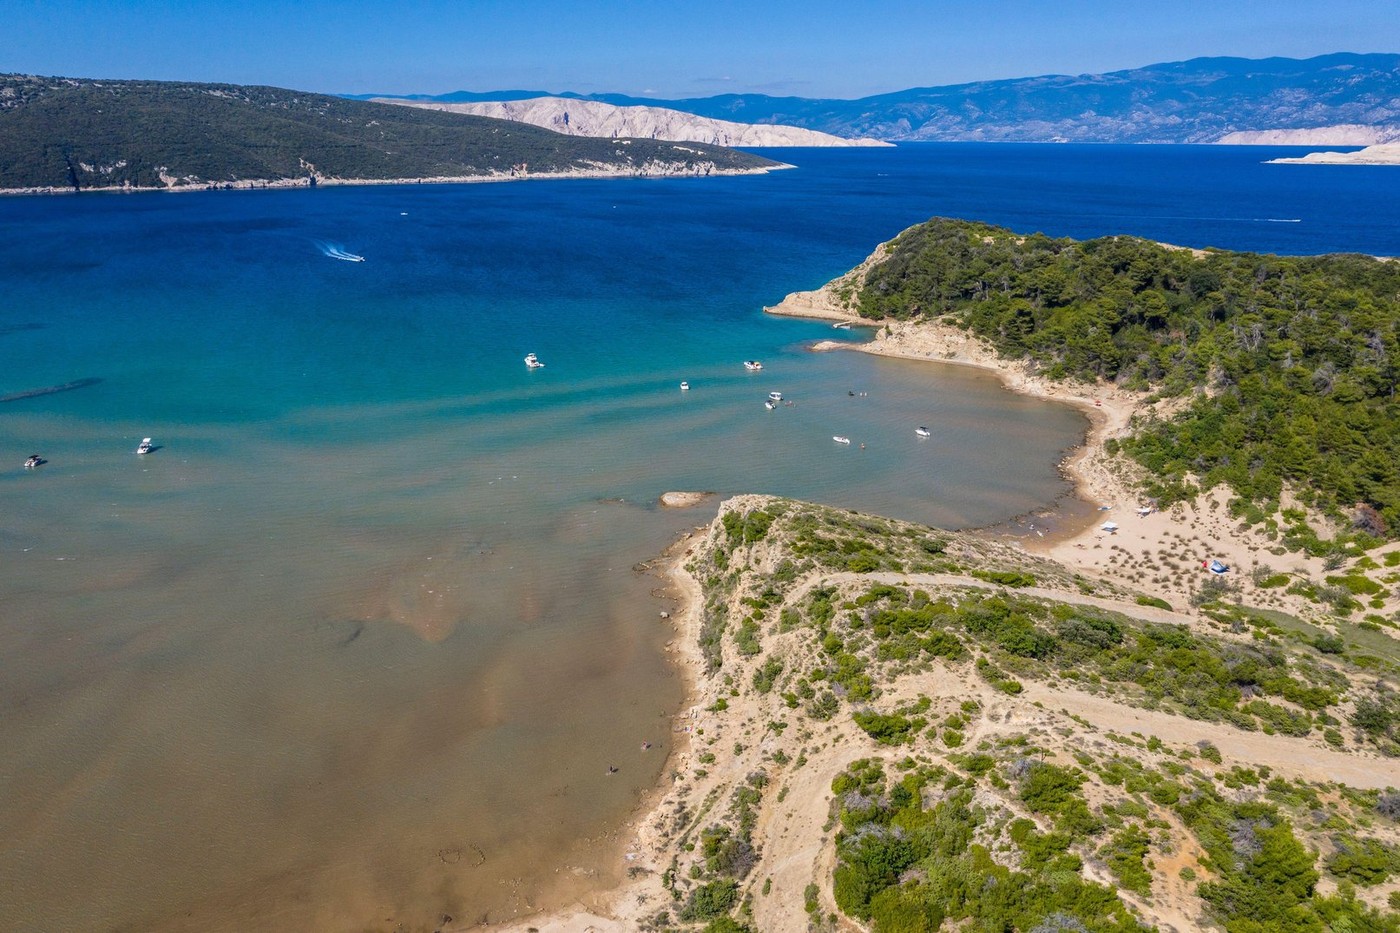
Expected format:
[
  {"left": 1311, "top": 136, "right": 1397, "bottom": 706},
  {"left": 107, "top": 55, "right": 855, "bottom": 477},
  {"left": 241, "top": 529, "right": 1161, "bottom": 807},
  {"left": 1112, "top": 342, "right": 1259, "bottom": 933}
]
[{"left": 3, "top": 0, "right": 1396, "bottom": 99}]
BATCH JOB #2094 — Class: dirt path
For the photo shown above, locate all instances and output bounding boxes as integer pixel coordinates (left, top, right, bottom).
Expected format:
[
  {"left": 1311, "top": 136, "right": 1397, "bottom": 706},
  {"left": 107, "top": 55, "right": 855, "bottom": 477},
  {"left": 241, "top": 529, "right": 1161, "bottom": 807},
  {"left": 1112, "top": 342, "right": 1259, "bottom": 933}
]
[
  {"left": 793, "top": 570, "right": 1197, "bottom": 625},
  {"left": 1012, "top": 684, "right": 1400, "bottom": 789}
]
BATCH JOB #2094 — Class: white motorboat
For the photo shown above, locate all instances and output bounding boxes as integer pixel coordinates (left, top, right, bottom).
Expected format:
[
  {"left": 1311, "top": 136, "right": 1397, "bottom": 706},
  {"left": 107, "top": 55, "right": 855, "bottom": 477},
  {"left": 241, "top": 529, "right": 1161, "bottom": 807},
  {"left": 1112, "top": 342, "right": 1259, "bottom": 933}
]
[
  {"left": 743, "top": 360, "right": 763, "bottom": 371},
  {"left": 23, "top": 454, "right": 44, "bottom": 469},
  {"left": 524, "top": 353, "right": 545, "bottom": 369},
  {"left": 832, "top": 321, "right": 851, "bottom": 329},
  {"left": 136, "top": 437, "right": 154, "bottom": 455},
  {"left": 767, "top": 391, "right": 783, "bottom": 402},
  {"left": 764, "top": 400, "right": 776, "bottom": 410},
  {"left": 915, "top": 426, "right": 931, "bottom": 437},
  {"left": 833, "top": 435, "right": 851, "bottom": 445},
  {"left": 680, "top": 381, "right": 690, "bottom": 391}
]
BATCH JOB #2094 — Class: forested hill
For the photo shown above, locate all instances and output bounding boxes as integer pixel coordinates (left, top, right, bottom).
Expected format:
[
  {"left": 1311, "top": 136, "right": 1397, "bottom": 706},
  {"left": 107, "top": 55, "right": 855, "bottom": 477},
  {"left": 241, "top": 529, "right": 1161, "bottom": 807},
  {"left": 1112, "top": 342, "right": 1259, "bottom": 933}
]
[
  {"left": 0, "top": 75, "right": 778, "bottom": 192},
  {"left": 852, "top": 218, "right": 1400, "bottom": 534}
]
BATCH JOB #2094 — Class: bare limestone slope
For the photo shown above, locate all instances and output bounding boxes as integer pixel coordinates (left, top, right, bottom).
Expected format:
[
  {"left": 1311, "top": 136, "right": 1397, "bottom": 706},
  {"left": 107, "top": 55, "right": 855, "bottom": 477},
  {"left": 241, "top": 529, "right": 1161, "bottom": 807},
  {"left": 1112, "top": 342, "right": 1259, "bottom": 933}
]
[
  {"left": 1268, "top": 143, "right": 1400, "bottom": 165},
  {"left": 375, "top": 96, "right": 891, "bottom": 148}
]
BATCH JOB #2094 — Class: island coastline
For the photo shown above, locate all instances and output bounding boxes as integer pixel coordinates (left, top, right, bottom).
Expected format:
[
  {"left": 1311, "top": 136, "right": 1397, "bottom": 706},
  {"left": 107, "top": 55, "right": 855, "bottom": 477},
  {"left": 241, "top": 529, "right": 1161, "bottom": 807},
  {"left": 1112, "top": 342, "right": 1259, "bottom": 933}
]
[
  {"left": 488, "top": 262, "right": 1353, "bottom": 931},
  {"left": 0, "top": 162, "right": 793, "bottom": 198}
]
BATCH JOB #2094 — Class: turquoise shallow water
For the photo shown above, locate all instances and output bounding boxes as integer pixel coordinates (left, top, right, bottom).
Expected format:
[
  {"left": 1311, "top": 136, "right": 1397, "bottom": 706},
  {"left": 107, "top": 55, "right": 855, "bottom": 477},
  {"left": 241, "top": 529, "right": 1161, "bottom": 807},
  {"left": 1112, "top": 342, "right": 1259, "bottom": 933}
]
[{"left": 2, "top": 145, "right": 1399, "bottom": 930}]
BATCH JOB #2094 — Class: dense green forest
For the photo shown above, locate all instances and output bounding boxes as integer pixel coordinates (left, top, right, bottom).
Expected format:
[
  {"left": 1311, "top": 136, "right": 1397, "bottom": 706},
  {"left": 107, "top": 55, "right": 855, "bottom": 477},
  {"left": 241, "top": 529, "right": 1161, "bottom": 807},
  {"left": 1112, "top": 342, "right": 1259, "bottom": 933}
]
[
  {"left": 853, "top": 218, "right": 1400, "bottom": 536},
  {"left": 0, "top": 74, "right": 775, "bottom": 190}
]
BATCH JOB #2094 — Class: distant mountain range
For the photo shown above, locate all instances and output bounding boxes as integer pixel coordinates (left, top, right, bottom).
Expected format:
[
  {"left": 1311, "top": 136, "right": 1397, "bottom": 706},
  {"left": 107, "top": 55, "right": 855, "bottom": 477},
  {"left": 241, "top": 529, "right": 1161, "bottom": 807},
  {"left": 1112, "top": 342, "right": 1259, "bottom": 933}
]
[
  {"left": 374, "top": 96, "right": 892, "bottom": 148},
  {"left": 357, "top": 53, "right": 1400, "bottom": 144},
  {"left": 0, "top": 75, "right": 779, "bottom": 193}
]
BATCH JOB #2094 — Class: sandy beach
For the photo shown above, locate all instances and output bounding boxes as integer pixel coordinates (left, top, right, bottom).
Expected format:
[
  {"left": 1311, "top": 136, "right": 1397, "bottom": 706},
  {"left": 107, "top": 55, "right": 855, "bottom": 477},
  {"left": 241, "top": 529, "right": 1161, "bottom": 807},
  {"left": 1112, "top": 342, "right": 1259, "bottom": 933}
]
[{"left": 764, "top": 269, "right": 1341, "bottom": 621}]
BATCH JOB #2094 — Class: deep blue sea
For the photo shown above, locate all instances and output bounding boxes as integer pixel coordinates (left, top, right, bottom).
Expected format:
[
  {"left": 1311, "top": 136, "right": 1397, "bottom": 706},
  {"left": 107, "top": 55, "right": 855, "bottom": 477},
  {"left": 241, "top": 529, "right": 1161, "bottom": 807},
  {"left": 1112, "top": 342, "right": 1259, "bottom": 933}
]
[{"left": 2, "top": 144, "right": 1398, "bottom": 931}]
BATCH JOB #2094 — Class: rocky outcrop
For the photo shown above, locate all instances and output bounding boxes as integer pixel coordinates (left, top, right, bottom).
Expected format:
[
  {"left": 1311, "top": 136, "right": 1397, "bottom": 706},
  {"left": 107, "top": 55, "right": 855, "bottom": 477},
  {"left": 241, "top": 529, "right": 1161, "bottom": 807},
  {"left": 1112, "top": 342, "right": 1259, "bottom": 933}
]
[
  {"left": 1267, "top": 142, "right": 1400, "bottom": 165},
  {"left": 374, "top": 96, "right": 891, "bottom": 148},
  {"left": 1217, "top": 124, "right": 1400, "bottom": 145}
]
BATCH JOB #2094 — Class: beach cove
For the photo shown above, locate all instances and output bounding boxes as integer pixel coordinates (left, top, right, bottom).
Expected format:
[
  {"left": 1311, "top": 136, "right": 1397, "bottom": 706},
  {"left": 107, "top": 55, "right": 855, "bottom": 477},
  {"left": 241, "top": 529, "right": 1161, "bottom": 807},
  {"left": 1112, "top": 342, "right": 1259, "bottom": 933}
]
[
  {"left": 3, "top": 145, "right": 1400, "bottom": 931},
  {"left": 499, "top": 215, "right": 1400, "bottom": 933}
]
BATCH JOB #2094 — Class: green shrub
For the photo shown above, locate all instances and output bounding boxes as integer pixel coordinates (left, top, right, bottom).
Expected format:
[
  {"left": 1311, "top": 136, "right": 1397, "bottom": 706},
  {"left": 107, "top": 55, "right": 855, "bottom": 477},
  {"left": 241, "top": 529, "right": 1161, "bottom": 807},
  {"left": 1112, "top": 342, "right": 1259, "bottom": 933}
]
[
  {"left": 807, "top": 691, "right": 839, "bottom": 721},
  {"left": 1019, "top": 762, "right": 1084, "bottom": 814},
  {"left": 853, "top": 711, "right": 926, "bottom": 745},
  {"left": 734, "top": 618, "right": 761, "bottom": 656},
  {"left": 722, "top": 509, "right": 776, "bottom": 547},
  {"left": 1101, "top": 824, "right": 1154, "bottom": 896},
  {"left": 1326, "top": 837, "right": 1399, "bottom": 886},
  {"left": 752, "top": 657, "right": 783, "bottom": 694},
  {"left": 1326, "top": 574, "right": 1384, "bottom": 596},
  {"left": 970, "top": 569, "right": 1036, "bottom": 587},
  {"left": 680, "top": 879, "right": 739, "bottom": 921}
]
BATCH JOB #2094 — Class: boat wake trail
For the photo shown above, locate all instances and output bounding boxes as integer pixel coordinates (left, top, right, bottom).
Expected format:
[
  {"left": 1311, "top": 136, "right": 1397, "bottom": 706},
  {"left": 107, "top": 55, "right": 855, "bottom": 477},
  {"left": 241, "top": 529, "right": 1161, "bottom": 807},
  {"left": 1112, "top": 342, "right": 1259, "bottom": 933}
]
[{"left": 315, "top": 240, "right": 366, "bottom": 262}]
